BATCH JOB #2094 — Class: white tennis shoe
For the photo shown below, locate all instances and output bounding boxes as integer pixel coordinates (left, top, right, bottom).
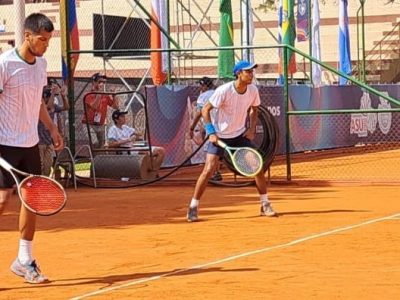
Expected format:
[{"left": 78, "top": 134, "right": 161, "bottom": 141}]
[
  {"left": 10, "top": 258, "right": 49, "bottom": 284},
  {"left": 187, "top": 206, "right": 199, "bottom": 222},
  {"left": 260, "top": 202, "right": 277, "bottom": 217}
]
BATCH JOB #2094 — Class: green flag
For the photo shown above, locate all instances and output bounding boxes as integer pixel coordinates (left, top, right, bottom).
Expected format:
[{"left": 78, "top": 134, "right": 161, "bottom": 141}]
[
  {"left": 281, "top": 0, "right": 296, "bottom": 73},
  {"left": 218, "top": 0, "right": 235, "bottom": 79}
]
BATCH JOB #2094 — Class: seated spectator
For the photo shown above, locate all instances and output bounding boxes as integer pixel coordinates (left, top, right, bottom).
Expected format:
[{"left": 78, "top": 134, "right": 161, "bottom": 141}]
[
  {"left": 107, "top": 109, "right": 165, "bottom": 172},
  {"left": 38, "top": 83, "right": 69, "bottom": 176}
]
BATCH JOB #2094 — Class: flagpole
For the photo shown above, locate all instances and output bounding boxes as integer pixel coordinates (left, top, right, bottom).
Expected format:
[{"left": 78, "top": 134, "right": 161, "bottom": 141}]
[
  {"left": 360, "top": 0, "right": 366, "bottom": 83},
  {"left": 166, "top": 0, "right": 172, "bottom": 84},
  {"left": 239, "top": 0, "right": 244, "bottom": 59},
  {"left": 240, "top": 0, "right": 251, "bottom": 61},
  {"left": 64, "top": 0, "right": 75, "bottom": 153},
  {"left": 14, "top": 0, "right": 25, "bottom": 47},
  {"left": 308, "top": 0, "right": 313, "bottom": 85},
  {"left": 245, "top": 0, "right": 250, "bottom": 61}
]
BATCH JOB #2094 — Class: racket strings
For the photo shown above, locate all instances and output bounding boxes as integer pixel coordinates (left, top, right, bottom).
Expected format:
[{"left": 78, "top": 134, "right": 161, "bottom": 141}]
[
  {"left": 20, "top": 176, "right": 66, "bottom": 215},
  {"left": 233, "top": 149, "right": 262, "bottom": 176}
]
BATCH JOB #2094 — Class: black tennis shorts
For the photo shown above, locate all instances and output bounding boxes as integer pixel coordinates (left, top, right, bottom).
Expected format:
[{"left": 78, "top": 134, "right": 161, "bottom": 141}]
[
  {"left": 206, "top": 135, "right": 255, "bottom": 157},
  {"left": 0, "top": 144, "right": 41, "bottom": 188}
]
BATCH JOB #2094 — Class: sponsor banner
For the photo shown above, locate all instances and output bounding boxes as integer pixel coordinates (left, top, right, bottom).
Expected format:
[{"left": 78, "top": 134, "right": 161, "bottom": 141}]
[
  {"left": 289, "top": 85, "right": 400, "bottom": 152},
  {"left": 145, "top": 85, "right": 400, "bottom": 166}
]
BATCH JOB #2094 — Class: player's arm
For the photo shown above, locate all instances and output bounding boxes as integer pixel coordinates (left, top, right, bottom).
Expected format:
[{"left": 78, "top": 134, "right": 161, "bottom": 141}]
[
  {"left": 39, "top": 100, "right": 64, "bottom": 150},
  {"left": 190, "top": 110, "right": 202, "bottom": 132},
  {"left": 201, "top": 101, "right": 213, "bottom": 125},
  {"left": 201, "top": 101, "right": 217, "bottom": 143},
  {"left": 244, "top": 105, "right": 259, "bottom": 140},
  {"left": 189, "top": 108, "right": 203, "bottom": 139}
]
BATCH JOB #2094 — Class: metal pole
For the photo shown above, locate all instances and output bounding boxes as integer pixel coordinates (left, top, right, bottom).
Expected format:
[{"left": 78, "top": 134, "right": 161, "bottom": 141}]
[
  {"left": 360, "top": 0, "right": 366, "bottom": 83},
  {"left": 308, "top": 0, "right": 313, "bottom": 84},
  {"left": 246, "top": 0, "right": 251, "bottom": 61},
  {"left": 240, "top": 0, "right": 243, "bottom": 58},
  {"left": 64, "top": 0, "right": 76, "bottom": 153},
  {"left": 240, "top": 0, "right": 251, "bottom": 60},
  {"left": 14, "top": 0, "right": 25, "bottom": 47},
  {"left": 283, "top": 46, "right": 291, "bottom": 181},
  {"left": 356, "top": 5, "right": 361, "bottom": 81},
  {"left": 166, "top": 0, "right": 172, "bottom": 84}
]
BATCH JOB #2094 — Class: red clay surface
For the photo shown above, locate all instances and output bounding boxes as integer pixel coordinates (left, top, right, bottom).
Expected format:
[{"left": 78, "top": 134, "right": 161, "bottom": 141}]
[{"left": 1, "top": 179, "right": 399, "bottom": 299}]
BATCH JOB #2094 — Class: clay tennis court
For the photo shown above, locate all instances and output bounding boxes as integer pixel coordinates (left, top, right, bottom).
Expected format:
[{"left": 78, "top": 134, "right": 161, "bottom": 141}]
[{"left": 1, "top": 152, "right": 400, "bottom": 299}]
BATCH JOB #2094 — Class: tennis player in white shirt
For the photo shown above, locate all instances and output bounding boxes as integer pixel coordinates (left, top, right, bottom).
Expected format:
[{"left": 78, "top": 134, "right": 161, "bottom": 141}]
[
  {"left": 0, "top": 13, "right": 63, "bottom": 284},
  {"left": 186, "top": 61, "right": 277, "bottom": 222}
]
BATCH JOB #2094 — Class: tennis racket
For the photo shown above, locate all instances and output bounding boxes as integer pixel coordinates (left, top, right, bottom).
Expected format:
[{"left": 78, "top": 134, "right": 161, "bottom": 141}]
[
  {"left": 0, "top": 157, "right": 67, "bottom": 216},
  {"left": 217, "top": 140, "right": 263, "bottom": 177}
]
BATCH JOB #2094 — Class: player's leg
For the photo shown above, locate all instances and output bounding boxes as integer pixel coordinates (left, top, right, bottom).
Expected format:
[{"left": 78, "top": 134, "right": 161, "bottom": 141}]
[
  {"left": 193, "top": 153, "right": 220, "bottom": 199},
  {"left": 18, "top": 145, "right": 41, "bottom": 241},
  {"left": 10, "top": 145, "right": 49, "bottom": 284},
  {"left": 0, "top": 189, "right": 13, "bottom": 215},
  {"left": 255, "top": 168, "right": 277, "bottom": 217},
  {"left": 232, "top": 135, "right": 277, "bottom": 217},
  {"left": 187, "top": 141, "right": 223, "bottom": 222},
  {"left": 0, "top": 145, "right": 18, "bottom": 215}
]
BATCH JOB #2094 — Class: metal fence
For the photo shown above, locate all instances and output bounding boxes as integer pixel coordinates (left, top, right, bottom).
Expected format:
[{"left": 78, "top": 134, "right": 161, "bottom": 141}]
[{"left": 49, "top": 44, "right": 400, "bottom": 187}]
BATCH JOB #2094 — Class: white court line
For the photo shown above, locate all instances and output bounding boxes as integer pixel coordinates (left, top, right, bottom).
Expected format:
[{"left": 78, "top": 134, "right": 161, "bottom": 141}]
[{"left": 71, "top": 212, "right": 400, "bottom": 300}]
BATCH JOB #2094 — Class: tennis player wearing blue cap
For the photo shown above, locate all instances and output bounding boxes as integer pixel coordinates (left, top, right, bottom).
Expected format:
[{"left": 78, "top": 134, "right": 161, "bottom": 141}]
[{"left": 186, "top": 60, "right": 277, "bottom": 222}]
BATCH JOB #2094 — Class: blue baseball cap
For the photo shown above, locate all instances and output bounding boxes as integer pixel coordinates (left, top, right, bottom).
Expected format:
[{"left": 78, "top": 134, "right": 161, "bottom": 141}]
[{"left": 233, "top": 60, "right": 258, "bottom": 75}]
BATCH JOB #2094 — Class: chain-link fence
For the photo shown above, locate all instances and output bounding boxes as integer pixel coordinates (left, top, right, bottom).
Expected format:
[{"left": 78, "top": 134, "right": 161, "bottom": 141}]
[
  {"left": 2, "top": 1, "right": 399, "bottom": 186},
  {"left": 270, "top": 46, "right": 400, "bottom": 183},
  {"left": 59, "top": 45, "right": 400, "bottom": 187}
]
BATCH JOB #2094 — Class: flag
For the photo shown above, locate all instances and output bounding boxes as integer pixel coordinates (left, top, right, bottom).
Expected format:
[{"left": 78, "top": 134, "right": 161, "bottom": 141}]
[
  {"left": 312, "top": 0, "right": 322, "bottom": 86},
  {"left": 339, "top": 0, "right": 351, "bottom": 85},
  {"left": 151, "top": 0, "right": 169, "bottom": 85},
  {"left": 277, "top": 0, "right": 284, "bottom": 84},
  {"left": 296, "top": 0, "right": 309, "bottom": 42},
  {"left": 278, "top": 0, "right": 296, "bottom": 78},
  {"left": 241, "top": 0, "right": 254, "bottom": 63},
  {"left": 60, "top": 0, "right": 80, "bottom": 82},
  {"left": 218, "top": 0, "right": 235, "bottom": 79}
]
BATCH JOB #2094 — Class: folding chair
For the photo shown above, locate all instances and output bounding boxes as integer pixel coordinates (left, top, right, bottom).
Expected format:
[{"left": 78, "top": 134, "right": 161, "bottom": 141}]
[{"left": 52, "top": 146, "right": 77, "bottom": 190}]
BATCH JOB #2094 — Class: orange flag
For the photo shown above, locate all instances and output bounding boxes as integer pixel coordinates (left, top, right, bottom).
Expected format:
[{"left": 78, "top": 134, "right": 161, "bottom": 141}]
[{"left": 151, "top": 0, "right": 168, "bottom": 85}]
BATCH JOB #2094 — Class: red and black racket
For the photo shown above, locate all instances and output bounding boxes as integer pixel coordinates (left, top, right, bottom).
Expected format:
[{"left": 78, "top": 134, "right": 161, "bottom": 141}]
[{"left": 0, "top": 157, "right": 66, "bottom": 216}]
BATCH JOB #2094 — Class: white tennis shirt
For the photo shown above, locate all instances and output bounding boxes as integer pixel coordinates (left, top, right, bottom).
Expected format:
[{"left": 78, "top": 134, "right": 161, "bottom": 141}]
[
  {"left": 0, "top": 48, "right": 47, "bottom": 147},
  {"left": 107, "top": 124, "right": 136, "bottom": 147},
  {"left": 196, "top": 89, "right": 215, "bottom": 109},
  {"left": 209, "top": 81, "right": 260, "bottom": 139}
]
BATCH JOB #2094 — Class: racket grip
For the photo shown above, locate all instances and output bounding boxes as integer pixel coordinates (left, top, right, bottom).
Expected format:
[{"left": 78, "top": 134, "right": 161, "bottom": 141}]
[
  {"left": 216, "top": 140, "right": 228, "bottom": 149},
  {"left": 0, "top": 157, "right": 13, "bottom": 172}
]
